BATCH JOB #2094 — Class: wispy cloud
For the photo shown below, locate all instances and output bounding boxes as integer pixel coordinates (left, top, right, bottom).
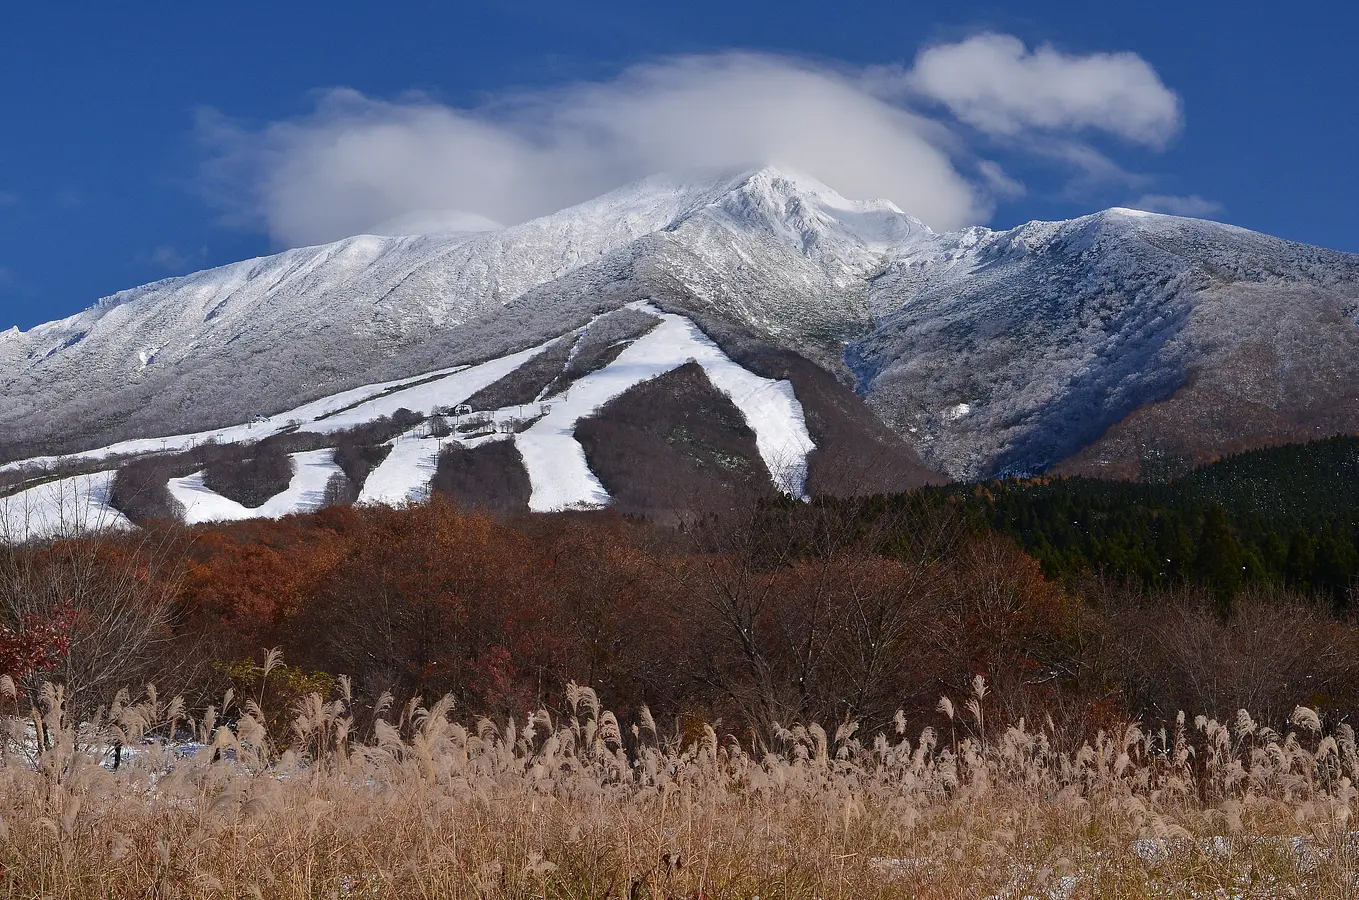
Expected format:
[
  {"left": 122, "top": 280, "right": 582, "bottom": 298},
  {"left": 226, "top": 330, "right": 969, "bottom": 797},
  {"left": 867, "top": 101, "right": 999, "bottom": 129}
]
[
  {"left": 977, "top": 161, "right": 1025, "bottom": 199},
  {"left": 147, "top": 245, "right": 209, "bottom": 271},
  {"left": 198, "top": 39, "right": 1187, "bottom": 247},
  {"left": 198, "top": 54, "right": 981, "bottom": 246},
  {"left": 1129, "top": 194, "right": 1224, "bottom": 218}
]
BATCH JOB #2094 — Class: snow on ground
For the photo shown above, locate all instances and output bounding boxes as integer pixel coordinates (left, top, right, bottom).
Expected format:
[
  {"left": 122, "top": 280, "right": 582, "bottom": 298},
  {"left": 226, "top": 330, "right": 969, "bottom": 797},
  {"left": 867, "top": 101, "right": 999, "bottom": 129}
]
[
  {"left": 300, "top": 341, "right": 556, "bottom": 434},
  {"left": 516, "top": 302, "right": 814, "bottom": 511},
  {"left": 0, "top": 471, "right": 131, "bottom": 541},
  {"left": 0, "top": 366, "right": 467, "bottom": 475},
  {"left": 3, "top": 304, "right": 814, "bottom": 524},
  {"left": 357, "top": 433, "right": 443, "bottom": 506},
  {"left": 359, "top": 427, "right": 519, "bottom": 507},
  {"left": 167, "top": 449, "right": 340, "bottom": 525}
]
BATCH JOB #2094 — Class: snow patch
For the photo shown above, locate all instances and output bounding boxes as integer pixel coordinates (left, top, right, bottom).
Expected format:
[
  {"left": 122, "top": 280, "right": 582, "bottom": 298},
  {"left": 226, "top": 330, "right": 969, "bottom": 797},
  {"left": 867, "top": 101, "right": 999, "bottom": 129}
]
[
  {"left": 167, "top": 449, "right": 340, "bottom": 524},
  {"left": 0, "top": 471, "right": 131, "bottom": 541},
  {"left": 941, "top": 402, "right": 972, "bottom": 422}
]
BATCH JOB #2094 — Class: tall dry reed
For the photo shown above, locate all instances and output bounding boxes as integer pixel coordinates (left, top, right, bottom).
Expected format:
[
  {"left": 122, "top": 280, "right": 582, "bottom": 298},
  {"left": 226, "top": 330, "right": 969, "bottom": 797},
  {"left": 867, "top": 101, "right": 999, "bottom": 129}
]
[{"left": 1, "top": 673, "right": 1356, "bottom": 898}]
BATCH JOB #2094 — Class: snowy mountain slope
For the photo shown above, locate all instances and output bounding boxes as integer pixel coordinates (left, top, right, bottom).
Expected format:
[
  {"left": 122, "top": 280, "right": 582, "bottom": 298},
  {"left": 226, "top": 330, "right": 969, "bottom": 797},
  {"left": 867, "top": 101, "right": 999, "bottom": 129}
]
[
  {"left": 1052, "top": 278, "right": 1359, "bottom": 478},
  {"left": 851, "top": 209, "right": 1359, "bottom": 478},
  {"left": 0, "top": 364, "right": 471, "bottom": 474},
  {"left": 0, "top": 471, "right": 131, "bottom": 542},
  {"left": 2, "top": 302, "right": 817, "bottom": 528},
  {"left": 0, "top": 168, "right": 904, "bottom": 461},
  {"left": 3, "top": 164, "right": 1358, "bottom": 492}
]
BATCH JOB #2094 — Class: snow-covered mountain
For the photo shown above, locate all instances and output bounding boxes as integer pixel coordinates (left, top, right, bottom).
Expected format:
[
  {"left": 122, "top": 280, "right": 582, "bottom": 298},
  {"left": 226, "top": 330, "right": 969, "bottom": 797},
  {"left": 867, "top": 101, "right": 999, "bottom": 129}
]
[
  {"left": 0, "top": 168, "right": 926, "bottom": 459},
  {"left": 2, "top": 164, "right": 1358, "bottom": 531},
  {"left": 855, "top": 207, "right": 1359, "bottom": 477}
]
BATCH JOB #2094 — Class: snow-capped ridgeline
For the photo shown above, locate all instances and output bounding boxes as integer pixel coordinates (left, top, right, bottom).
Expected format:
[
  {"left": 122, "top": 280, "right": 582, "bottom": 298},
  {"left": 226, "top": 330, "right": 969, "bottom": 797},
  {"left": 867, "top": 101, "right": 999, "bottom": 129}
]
[
  {"left": 3, "top": 164, "right": 1357, "bottom": 491},
  {"left": 852, "top": 205, "right": 1359, "bottom": 478},
  {"left": 1, "top": 166, "right": 901, "bottom": 365},
  {"left": 1, "top": 303, "right": 815, "bottom": 532},
  {"left": 701, "top": 167, "right": 932, "bottom": 272}
]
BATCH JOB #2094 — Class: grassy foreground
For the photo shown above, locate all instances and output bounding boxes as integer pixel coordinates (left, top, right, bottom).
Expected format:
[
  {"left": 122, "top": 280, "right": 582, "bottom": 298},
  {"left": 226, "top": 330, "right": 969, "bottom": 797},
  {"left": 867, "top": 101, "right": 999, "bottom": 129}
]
[{"left": 2, "top": 676, "right": 1357, "bottom": 899}]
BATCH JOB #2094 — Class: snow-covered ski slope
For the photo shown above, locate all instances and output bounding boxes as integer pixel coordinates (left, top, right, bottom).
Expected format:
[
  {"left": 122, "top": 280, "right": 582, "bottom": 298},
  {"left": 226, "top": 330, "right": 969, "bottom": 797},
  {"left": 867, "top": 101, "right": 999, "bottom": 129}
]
[
  {"left": 358, "top": 433, "right": 444, "bottom": 506},
  {"left": 1, "top": 304, "right": 814, "bottom": 527},
  {"left": 0, "top": 471, "right": 131, "bottom": 542},
  {"left": 0, "top": 365, "right": 468, "bottom": 475},
  {"left": 6, "top": 165, "right": 1357, "bottom": 484},
  {"left": 516, "top": 302, "right": 813, "bottom": 511},
  {"left": 167, "top": 449, "right": 341, "bottom": 525}
]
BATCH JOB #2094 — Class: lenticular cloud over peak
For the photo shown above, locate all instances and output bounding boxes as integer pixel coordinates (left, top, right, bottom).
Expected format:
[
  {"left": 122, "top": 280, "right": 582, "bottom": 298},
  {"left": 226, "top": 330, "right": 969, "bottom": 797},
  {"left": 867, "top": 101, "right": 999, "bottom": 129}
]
[
  {"left": 201, "top": 53, "right": 982, "bottom": 247},
  {"left": 199, "top": 42, "right": 1183, "bottom": 248}
]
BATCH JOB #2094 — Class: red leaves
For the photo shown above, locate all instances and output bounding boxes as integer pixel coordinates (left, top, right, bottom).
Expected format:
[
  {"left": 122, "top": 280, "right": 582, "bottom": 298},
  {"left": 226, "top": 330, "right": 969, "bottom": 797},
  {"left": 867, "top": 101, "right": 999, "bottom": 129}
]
[{"left": 0, "top": 602, "right": 75, "bottom": 681}]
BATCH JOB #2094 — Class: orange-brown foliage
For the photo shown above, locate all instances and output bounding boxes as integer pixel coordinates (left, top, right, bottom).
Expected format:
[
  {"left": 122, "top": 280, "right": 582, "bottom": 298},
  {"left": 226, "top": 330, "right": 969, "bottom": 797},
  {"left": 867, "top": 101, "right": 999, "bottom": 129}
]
[{"left": 25, "top": 496, "right": 1359, "bottom": 736}]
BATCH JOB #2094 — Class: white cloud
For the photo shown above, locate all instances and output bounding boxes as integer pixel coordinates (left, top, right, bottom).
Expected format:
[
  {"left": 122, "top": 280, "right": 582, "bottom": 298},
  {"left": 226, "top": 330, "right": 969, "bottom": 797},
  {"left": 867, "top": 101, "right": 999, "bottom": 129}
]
[
  {"left": 904, "top": 33, "right": 1182, "bottom": 147},
  {"left": 370, "top": 209, "right": 503, "bottom": 237},
  {"left": 200, "top": 54, "right": 984, "bottom": 247},
  {"left": 198, "top": 43, "right": 1187, "bottom": 247},
  {"left": 1130, "top": 194, "right": 1224, "bottom": 218},
  {"left": 976, "top": 161, "right": 1025, "bottom": 199}
]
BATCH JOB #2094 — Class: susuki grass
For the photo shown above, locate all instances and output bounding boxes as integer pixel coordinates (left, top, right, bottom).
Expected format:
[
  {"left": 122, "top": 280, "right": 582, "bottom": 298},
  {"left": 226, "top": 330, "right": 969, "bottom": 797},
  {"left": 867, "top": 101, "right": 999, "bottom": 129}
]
[{"left": 2, "top": 673, "right": 1358, "bottom": 898}]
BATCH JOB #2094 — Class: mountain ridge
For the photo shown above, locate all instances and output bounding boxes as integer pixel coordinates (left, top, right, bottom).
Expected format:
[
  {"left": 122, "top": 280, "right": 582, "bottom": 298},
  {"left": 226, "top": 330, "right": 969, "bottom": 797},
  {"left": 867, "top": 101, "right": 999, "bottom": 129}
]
[{"left": 2, "top": 165, "right": 1357, "bottom": 498}]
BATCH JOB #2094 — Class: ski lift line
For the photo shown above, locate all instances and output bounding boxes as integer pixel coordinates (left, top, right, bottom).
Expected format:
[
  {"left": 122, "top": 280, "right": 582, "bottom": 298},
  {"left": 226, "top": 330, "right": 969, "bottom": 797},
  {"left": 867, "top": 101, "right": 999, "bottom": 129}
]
[{"left": 535, "top": 329, "right": 587, "bottom": 403}]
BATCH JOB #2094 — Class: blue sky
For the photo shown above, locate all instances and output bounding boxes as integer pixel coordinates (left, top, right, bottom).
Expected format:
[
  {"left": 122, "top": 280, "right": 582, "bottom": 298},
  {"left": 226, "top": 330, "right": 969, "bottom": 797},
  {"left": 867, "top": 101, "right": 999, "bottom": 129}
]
[{"left": 2, "top": 1, "right": 1356, "bottom": 330}]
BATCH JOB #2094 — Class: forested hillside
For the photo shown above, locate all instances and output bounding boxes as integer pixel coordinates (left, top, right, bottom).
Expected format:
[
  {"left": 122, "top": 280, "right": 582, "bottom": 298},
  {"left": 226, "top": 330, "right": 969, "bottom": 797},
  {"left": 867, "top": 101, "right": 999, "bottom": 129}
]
[{"left": 929, "top": 435, "right": 1359, "bottom": 607}]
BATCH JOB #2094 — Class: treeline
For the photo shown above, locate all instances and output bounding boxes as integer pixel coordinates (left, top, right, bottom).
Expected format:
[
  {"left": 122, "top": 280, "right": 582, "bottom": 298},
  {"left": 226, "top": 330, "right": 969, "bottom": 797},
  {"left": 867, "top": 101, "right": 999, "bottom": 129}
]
[
  {"left": 927, "top": 435, "right": 1359, "bottom": 609},
  {"left": 4, "top": 434, "right": 1358, "bottom": 743},
  {"left": 5, "top": 490, "right": 1359, "bottom": 745}
]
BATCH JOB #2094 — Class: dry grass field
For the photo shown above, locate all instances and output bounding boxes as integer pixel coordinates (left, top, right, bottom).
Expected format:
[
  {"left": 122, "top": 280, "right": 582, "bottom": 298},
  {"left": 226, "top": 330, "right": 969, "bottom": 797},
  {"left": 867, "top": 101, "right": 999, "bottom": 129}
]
[{"left": 3, "top": 672, "right": 1358, "bottom": 899}]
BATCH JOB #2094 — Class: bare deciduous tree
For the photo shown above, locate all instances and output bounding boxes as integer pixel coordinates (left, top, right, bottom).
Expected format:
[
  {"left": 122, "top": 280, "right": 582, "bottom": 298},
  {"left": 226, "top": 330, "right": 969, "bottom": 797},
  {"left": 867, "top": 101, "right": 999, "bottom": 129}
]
[{"left": 0, "top": 489, "right": 191, "bottom": 722}]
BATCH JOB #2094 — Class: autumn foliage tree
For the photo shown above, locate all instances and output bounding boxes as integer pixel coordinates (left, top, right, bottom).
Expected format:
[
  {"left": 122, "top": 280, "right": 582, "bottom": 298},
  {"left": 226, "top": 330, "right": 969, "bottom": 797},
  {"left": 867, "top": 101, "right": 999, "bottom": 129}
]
[
  {"left": 0, "top": 527, "right": 186, "bottom": 718},
  {"left": 9, "top": 470, "right": 1359, "bottom": 740},
  {"left": 0, "top": 603, "right": 75, "bottom": 684}
]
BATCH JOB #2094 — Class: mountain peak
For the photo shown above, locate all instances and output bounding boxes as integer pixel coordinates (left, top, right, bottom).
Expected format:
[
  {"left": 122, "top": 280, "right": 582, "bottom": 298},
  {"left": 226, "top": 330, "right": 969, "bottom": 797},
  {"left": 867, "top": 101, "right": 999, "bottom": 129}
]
[
  {"left": 698, "top": 165, "right": 930, "bottom": 256},
  {"left": 729, "top": 165, "right": 911, "bottom": 217},
  {"left": 1105, "top": 206, "right": 1168, "bottom": 219}
]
